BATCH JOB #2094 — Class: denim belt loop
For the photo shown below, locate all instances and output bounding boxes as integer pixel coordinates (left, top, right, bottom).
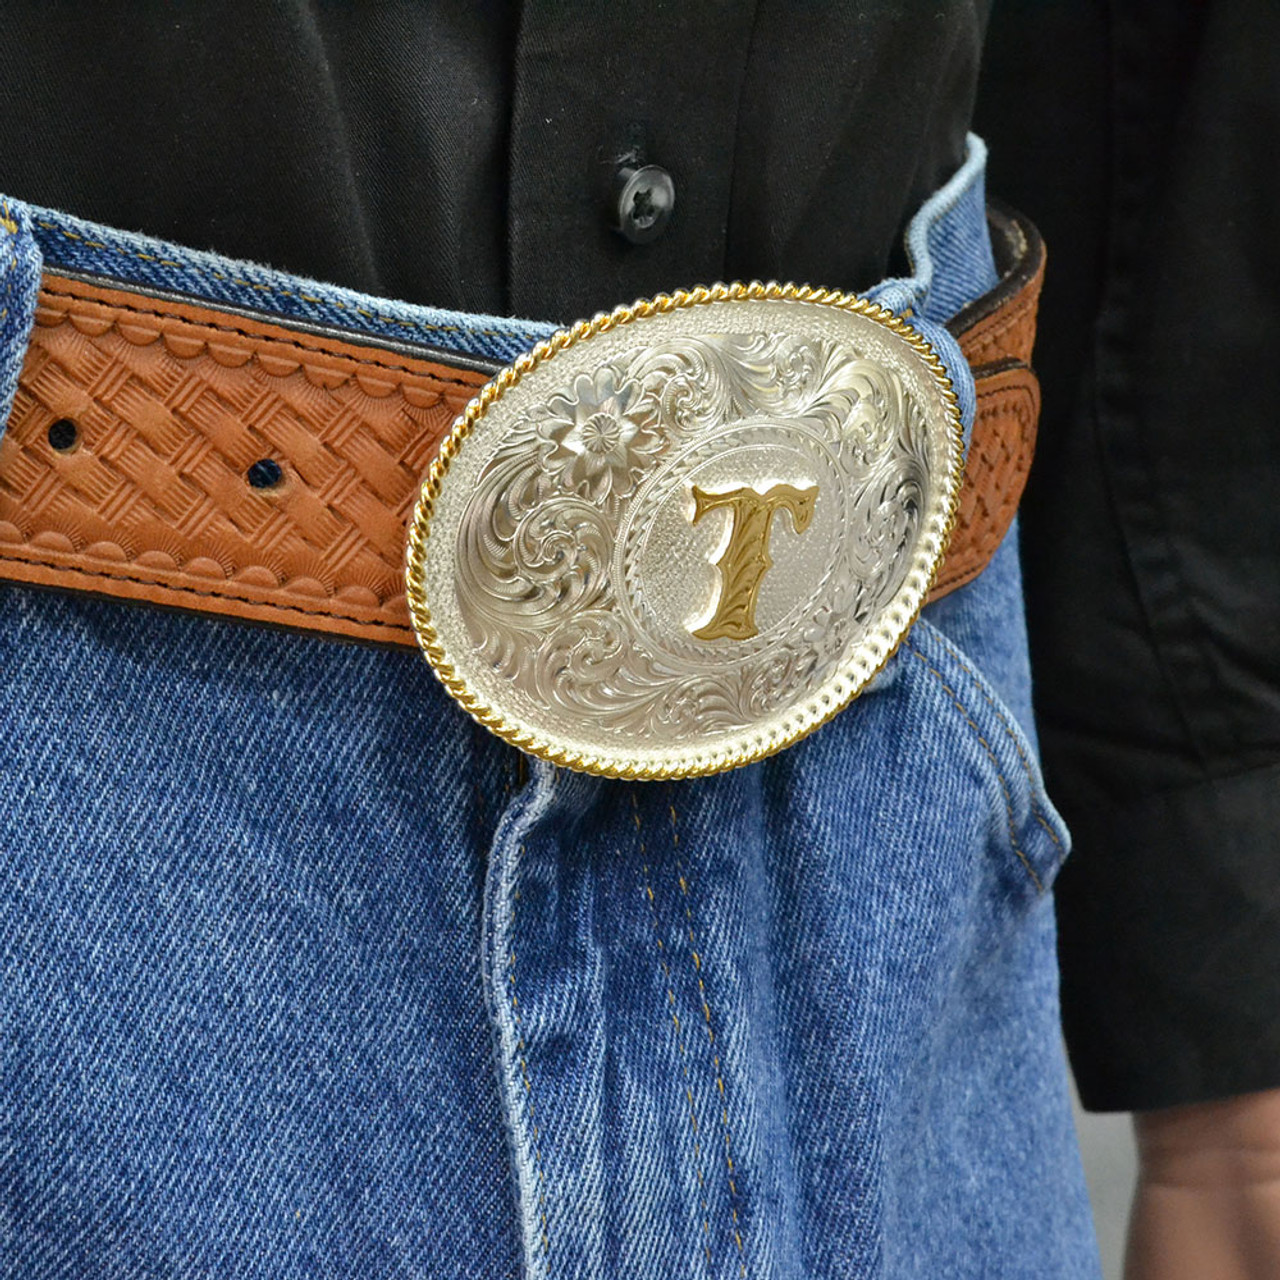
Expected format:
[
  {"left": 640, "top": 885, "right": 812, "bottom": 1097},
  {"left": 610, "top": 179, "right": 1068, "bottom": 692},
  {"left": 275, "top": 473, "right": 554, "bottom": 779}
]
[
  {"left": 0, "top": 197, "right": 42, "bottom": 436},
  {"left": 867, "top": 134, "right": 998, "bottom": 452}
]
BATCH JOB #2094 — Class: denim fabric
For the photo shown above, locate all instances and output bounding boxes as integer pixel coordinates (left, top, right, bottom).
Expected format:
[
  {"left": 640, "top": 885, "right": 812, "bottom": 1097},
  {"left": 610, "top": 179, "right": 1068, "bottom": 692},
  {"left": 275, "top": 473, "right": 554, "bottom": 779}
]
[
  {"left": 491, "top": 538, "right": 1089, "bottom": 1280},
  {"left": 0, "top": 595, "right": 523, "bottom": 1277},
  {"left": 0, "top": 197, "right": 41, "bottom": 429},
  {"left": 0, "top": 135, "right": 1100, "bottom": 1278}
]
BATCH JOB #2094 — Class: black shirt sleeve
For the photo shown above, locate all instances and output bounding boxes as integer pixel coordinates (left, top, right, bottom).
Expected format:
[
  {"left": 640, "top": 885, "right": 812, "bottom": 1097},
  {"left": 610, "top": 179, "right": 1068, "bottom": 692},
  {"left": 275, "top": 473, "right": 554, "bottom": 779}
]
[{"left": 977, "top": 0, "right": 1280, "bottom": 1111}]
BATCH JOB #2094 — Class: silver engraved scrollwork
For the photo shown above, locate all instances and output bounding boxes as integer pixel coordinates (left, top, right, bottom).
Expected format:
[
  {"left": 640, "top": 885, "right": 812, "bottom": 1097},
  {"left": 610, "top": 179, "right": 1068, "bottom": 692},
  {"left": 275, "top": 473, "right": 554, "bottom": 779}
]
[{"left": 452, "top": 329, "right": 937, "bottom": 737}]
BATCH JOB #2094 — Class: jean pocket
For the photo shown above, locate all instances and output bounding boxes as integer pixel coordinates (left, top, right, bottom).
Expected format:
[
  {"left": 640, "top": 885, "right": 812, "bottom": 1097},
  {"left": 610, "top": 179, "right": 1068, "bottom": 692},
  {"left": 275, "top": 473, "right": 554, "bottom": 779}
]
[{"left": 898, "top": 616, "right": 1071, "bottom": 903}]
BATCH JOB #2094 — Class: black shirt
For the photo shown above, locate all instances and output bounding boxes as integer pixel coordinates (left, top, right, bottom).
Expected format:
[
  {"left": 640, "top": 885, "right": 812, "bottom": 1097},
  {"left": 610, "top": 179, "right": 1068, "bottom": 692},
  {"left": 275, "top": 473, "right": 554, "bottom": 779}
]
[
  {"left": 0, "top": 2, "right": 986, "bottom": 318},
  {"left": 3, "top": 0, "right": 1276, "bottom": 1112},
  {"left": 979, "top": 0, "right": 1280, "bottom": 1110}
]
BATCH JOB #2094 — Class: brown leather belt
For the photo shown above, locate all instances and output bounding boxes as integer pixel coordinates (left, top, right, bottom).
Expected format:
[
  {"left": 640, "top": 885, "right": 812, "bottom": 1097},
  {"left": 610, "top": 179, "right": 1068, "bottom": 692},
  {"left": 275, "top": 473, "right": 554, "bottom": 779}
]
[{"left": 0, "top": 208, "right": 1044, "bottom": 646}]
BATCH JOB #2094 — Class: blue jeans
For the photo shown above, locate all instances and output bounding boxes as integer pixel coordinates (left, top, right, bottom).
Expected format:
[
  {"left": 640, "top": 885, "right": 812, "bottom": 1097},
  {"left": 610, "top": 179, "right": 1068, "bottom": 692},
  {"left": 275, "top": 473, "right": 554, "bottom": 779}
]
[{"left": 0, "top": 137, "right": 1100, "bottom": 1278}]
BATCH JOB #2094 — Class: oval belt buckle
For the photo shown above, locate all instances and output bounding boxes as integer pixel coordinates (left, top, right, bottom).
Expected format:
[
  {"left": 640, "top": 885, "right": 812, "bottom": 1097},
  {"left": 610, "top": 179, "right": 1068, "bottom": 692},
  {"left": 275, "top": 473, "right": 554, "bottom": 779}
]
[{"left": 405, "top": 283, "right": 962, "bottom": 780}]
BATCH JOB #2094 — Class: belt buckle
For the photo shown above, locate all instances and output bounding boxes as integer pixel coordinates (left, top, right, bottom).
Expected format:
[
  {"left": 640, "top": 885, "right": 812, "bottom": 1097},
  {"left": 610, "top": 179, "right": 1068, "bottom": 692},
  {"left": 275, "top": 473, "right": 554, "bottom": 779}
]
[{"left": 405, "top": 282, "right": 961, "bottom": 779}]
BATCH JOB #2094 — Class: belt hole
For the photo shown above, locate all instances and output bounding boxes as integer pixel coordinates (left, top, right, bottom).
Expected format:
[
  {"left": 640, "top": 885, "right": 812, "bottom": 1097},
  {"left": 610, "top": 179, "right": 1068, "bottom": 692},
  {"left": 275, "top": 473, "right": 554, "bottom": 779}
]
[
  {"left": 48, "top": 418, "right": 79, "bottom": 452},
  {"left": 247, "top": 458, "right": 284, "bottom": 490}
]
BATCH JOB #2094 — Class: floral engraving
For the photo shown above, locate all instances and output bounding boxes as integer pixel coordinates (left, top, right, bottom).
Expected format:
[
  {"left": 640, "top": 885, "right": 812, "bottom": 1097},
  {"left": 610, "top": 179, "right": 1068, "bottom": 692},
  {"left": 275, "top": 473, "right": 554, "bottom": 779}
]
[{"left": 537, "top": 367, "right": 662, "bottom": 502}]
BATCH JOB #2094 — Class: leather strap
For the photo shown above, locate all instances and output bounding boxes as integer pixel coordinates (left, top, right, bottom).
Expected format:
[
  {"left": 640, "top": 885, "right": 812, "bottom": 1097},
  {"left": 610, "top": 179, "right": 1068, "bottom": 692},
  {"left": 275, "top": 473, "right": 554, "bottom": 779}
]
[
  {"left": 0, "top": 210, "right": 1045, "bottom": 645},
  {"left": 935, "top": 205, "right": 1046, "bottom": 598}
]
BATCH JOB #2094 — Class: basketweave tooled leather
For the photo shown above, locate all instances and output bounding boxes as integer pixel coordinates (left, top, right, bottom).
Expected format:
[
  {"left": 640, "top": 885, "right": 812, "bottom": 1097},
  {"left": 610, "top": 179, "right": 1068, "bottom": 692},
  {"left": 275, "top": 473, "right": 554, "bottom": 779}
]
[
  {"left": 0, "top": 210, "right": 1045, "bottom": 646},
  {"left": 934, "top": 206, "right": 1046, "bottom": 597},
  {"left": 1, "top": 277, "right": 489, "bottom": 645}
]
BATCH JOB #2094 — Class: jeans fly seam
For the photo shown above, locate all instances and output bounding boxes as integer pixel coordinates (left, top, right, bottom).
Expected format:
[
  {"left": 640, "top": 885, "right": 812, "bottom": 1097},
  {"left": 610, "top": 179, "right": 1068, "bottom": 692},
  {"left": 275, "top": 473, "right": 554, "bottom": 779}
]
[
  {"left": 631, "top": 793, "right": 714, "bottom": 1273},
  {"left": 35, "top": 220, "right": 508, "bottom": 339},
  {"left": 931, "top": 634, "right": 1061, "bottom": 848},
  {"left": 668, "top": 798, "right": 748, "bottom": 1277},
  {"left": 904, "top": 643, "right": 1045, "bottom": 894},
  {"left": 508, "top": 847, "right": 552, "bottom": 1259}
]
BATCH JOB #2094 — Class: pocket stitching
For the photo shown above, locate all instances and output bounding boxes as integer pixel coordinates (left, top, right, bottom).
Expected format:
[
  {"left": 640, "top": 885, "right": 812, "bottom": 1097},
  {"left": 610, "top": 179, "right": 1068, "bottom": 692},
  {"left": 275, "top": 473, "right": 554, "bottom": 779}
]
[
  {"left": 903, "top": 640, "right": 1045, "bottom": 894},
  {"left": 930, "top": 632, "right": 1063, "bottom": 852}
]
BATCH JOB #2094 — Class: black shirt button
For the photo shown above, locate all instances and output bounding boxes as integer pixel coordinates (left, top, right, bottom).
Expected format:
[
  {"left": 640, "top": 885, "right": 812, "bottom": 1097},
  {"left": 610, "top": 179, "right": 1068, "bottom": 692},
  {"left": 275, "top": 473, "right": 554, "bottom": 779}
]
[{"left": 613, "top": 164, "right": 675, "bottom": 244}]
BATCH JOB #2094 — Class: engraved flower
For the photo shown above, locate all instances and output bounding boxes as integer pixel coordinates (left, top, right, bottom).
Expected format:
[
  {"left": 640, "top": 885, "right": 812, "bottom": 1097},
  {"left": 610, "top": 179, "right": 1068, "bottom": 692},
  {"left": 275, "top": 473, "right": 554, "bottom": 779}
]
[{"left": 538, "top": 366, "right": 662, "bottom": 502}]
